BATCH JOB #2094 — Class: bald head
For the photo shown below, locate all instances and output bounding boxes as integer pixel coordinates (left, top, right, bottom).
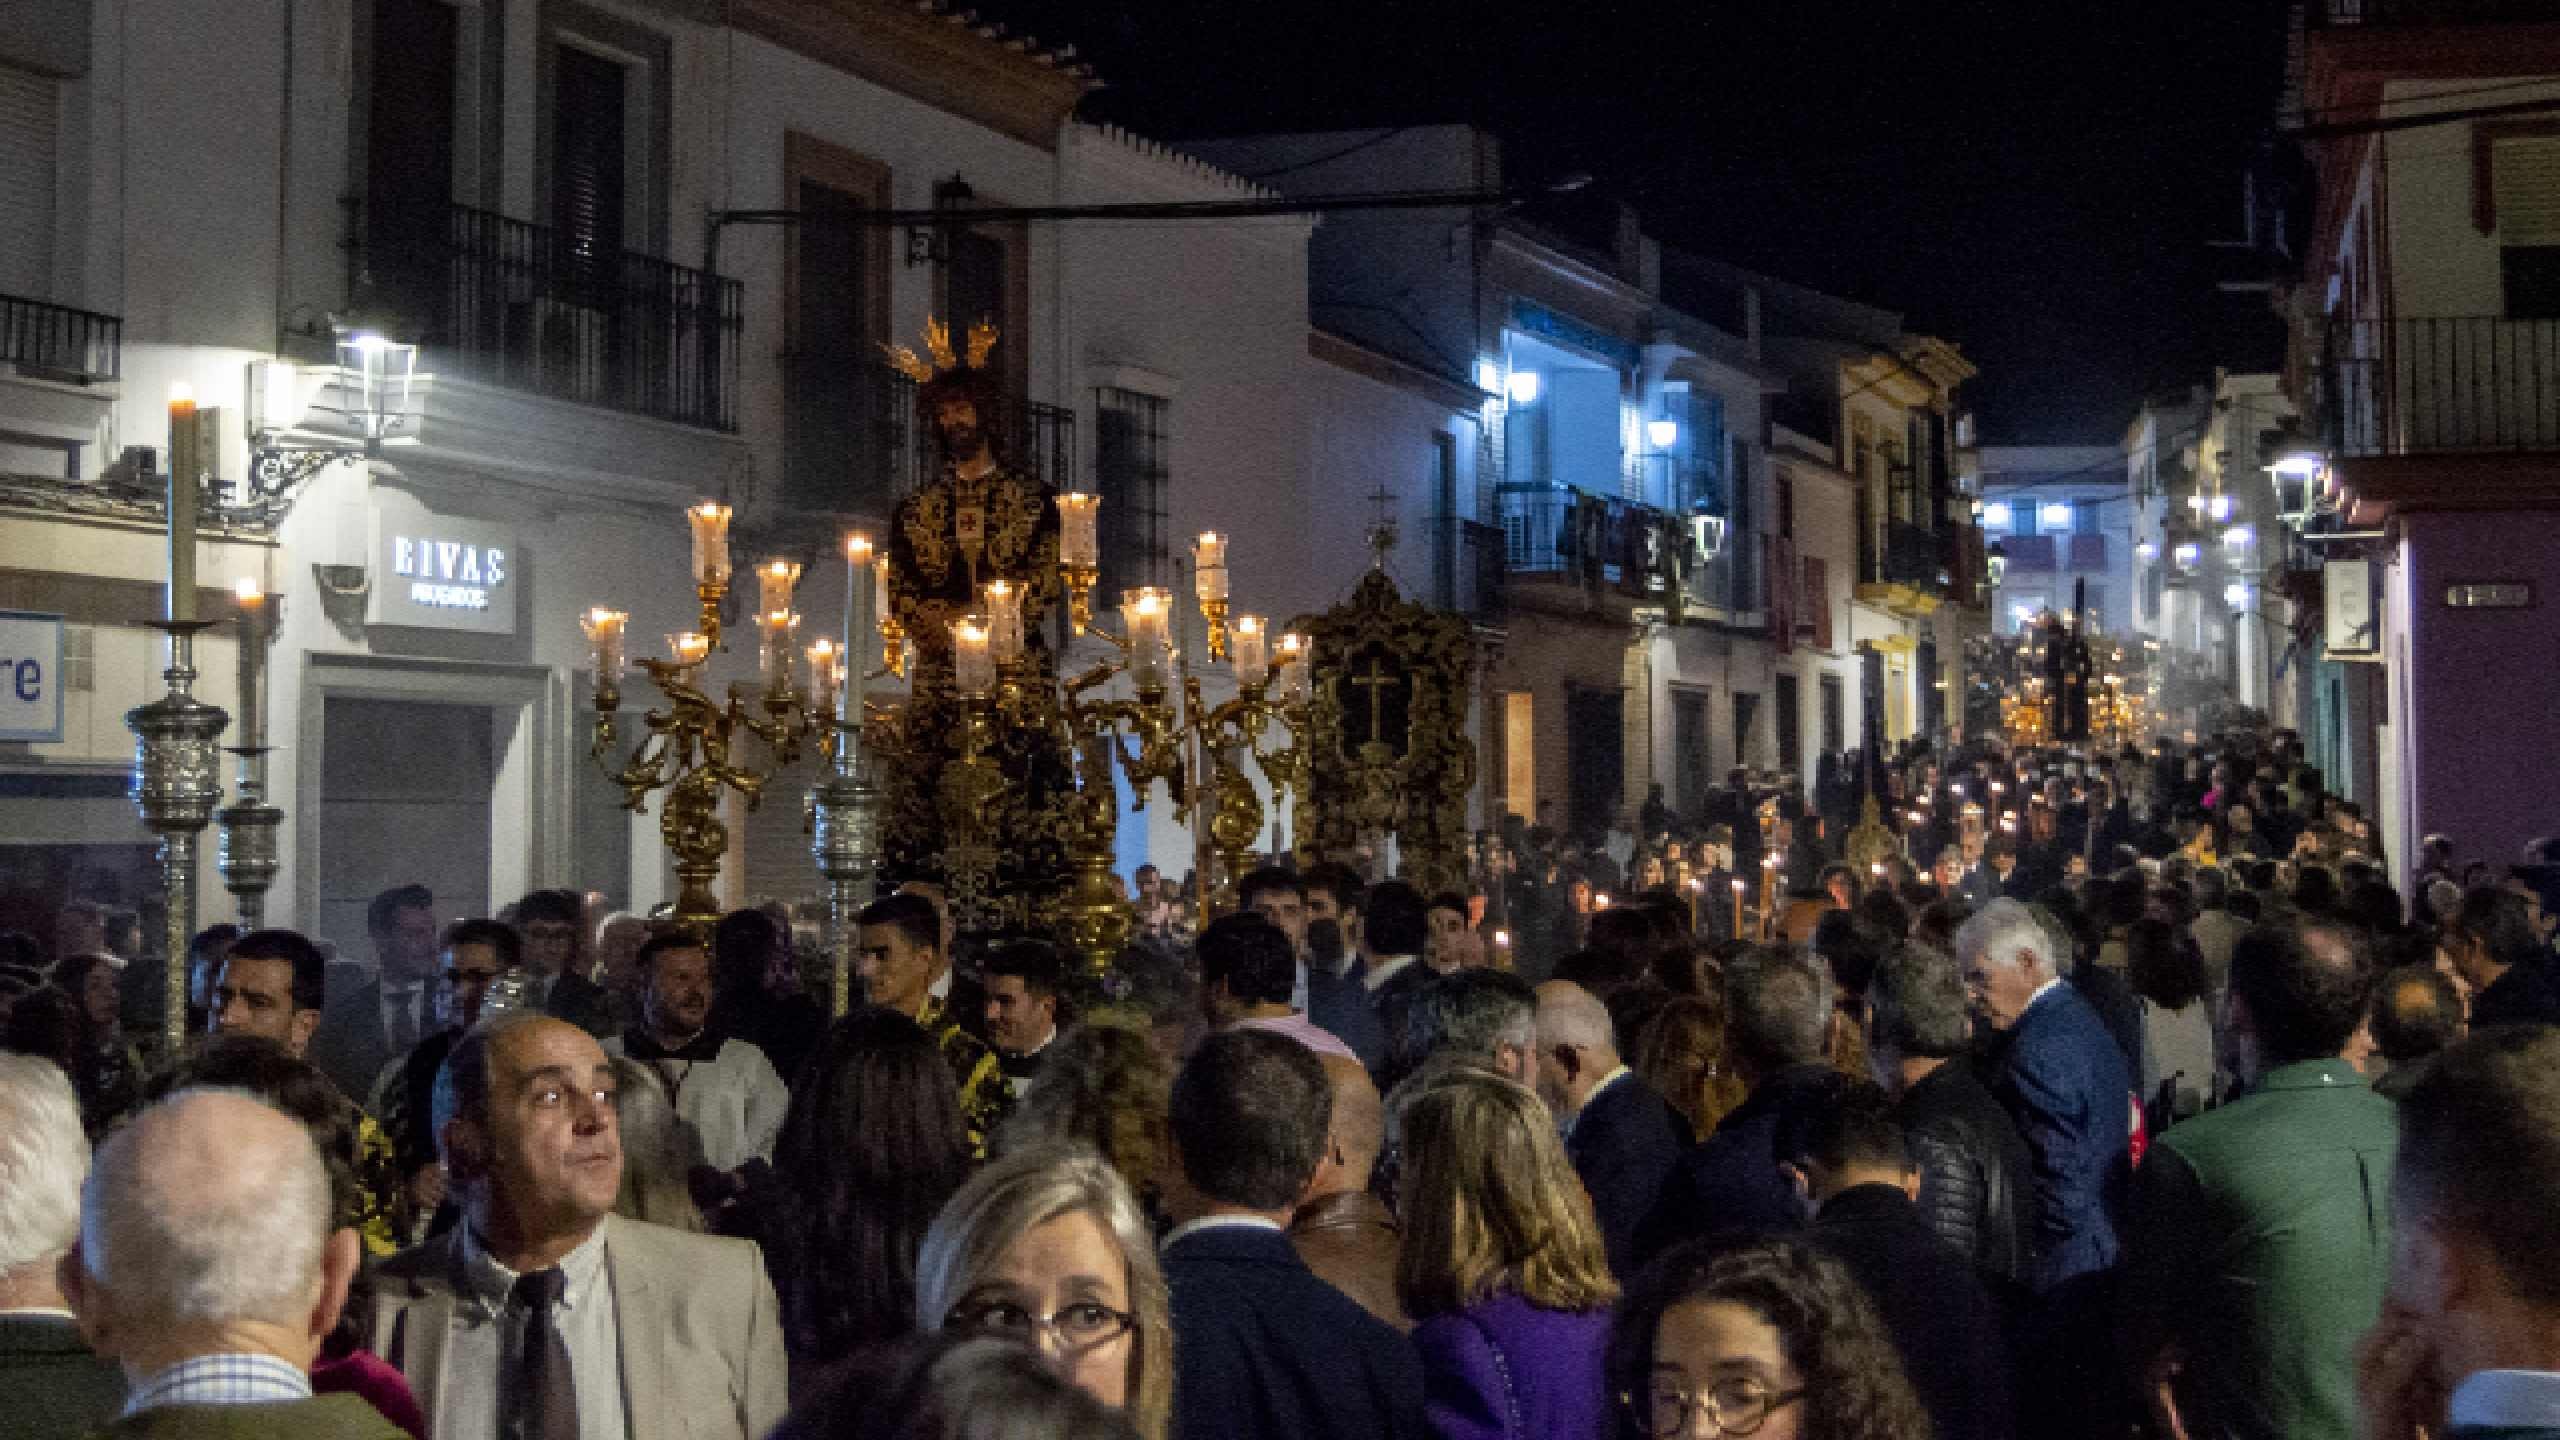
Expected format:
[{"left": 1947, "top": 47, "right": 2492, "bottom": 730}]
[
  {"left": 73, "top": 1089, "right": 351, "bottom": 1368},
  {"left": 1316, "top": 1054, "right": 1384, "bottom": 1193}
]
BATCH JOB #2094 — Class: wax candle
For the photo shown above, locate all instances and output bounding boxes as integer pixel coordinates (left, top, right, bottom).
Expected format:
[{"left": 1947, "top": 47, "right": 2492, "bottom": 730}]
[
  {"left": 759, "top": 611, "right": 799, "bottom": 694},
  {"left": 985, "top": 579, "right": 1024, "bottom": 663},
  {"left": 167, "top": 385, "right": 199, "bottom": 622},
  {"left": 953, "top": 615, "right": 994, "bottom": 699},
  {"left": 808, "top": 639, "right": 839, "bottom": 715},
  {"left": 1058, "top": 493, "right": 1100, "bottom": 568},
  {"left": 669, "top": 632, "right": 712, "bottom": 667},
  {"left": 1193, "top": 531, "right": 1229, "bottom": 602},
  {"left": 843, "top": 536, "right": 873, "bottom": 729},
  {"left": 1124, "top": 588, "right": 1171, "bottom": 691},
  {"left": 687, "top": 503, "right": 732, "bottom": 587},
  {"left": 580, "top": 608, "right": 627, "bottom": 691},
  {"left": 1233, "top": 615, "right": 1268, "bottom": 688},
  {"left": 233, "top": 579, "right": 265, "bottom": 748},
  {"left": 756, "top": 559, "right": 802, "bottom": 617}
]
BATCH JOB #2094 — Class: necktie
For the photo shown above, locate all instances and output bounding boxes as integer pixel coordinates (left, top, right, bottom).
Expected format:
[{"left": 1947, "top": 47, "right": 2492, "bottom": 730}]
[{"left": 508, "top": 1268, "right": 577, "bottom": 1440}]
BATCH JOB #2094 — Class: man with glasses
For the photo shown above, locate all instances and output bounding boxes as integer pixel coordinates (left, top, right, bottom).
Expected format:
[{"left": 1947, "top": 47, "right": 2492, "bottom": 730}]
[
  {"left": 375, "top": 919, "right": 518, "bottom": 1242},
  {"left": 514, "top": 889, "right": 618, "bottom": 1038},
  {"left": 313, "top": 884, "right": 436, "bottom": 1100}
]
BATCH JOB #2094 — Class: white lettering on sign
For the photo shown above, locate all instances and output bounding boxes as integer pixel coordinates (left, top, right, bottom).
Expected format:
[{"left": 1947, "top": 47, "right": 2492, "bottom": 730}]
[
  {"left": 391, "top": 534, "right": 508, "bottom": 609},
  {"left": 0, "top": 611, "right": 64, "bottom": 742}
]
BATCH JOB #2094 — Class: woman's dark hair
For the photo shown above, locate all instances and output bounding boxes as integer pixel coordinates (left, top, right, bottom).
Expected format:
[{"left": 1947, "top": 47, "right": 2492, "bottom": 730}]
[
  {"left": 2125, "top": 917, "right": 2209, "bottom": 1012},
  {"left": 2341, "top": 880, "right": 2406, "bottom": 937},
  {"left": 773, "top": 1331, "right": 1139, "bottom": 1440},
  {"left": 1, "top": 987, "right": 81, "bottom": 1072},
  {"left": 714, "top": 907, "right": 790, "bottom": 1000},
  {"left": 1607, "top": 1236, "right": 1932, "bottom": 1440},
  {"left": 769, "top": 1007, "right": 973, "bottom": 1362},
  {"left": 2292, "top": 866, "right": 2343, "bottom": 919}
]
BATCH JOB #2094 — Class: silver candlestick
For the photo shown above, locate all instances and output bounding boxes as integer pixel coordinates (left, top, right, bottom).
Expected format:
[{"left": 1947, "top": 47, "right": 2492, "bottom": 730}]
[
  {"left": 809, "top": 737, "right": 883, "bottom": 1018},
  {"left": 127, "top": 620, "right": 230, "bottom": 1059},
  {"left": 216, "top": 749, "right": 283, "bottom": 929}
]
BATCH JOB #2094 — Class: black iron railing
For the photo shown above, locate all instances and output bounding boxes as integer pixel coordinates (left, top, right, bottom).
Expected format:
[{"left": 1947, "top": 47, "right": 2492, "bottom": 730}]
[
  {"left": 1497, "top": 486, "right": 1668, "bottom": 596},
  {"left": 0, "top": 293, "right": 120, "bottom": 383},
  {"left": 369, "top": 203, "right": 743, "bottom": 431},
  {"left": 1437, "top": 517, "right": 1507, "bottom": 624},
  {"left": 1859, "top": 519, "right": 1942, "bottom": 589},
  {"left": 2326, "top": 317, "right": 2560, "bottom": 456}
]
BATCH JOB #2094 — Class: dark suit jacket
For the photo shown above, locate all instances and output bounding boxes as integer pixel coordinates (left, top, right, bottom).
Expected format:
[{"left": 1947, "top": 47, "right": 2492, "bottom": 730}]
[
  {"left": 544, "top": 970, "right": 624, "bottom": 1040},
  {"left": 2070, "top": 965, "right": 2146, "bottom": 1077},
  {"left": 1990, "top": 983, "right": 2132, "bottom": 1291},
  {"left": 310, "top": 965, "right": 395, "bottom": 1105},
  {"left": 1163, "top": 1223, "right": 1428, "bottom": 1440},
  {"left": 1306, "top": 963, "right": 1388, "bottom": 1076},
  {"left": 98, "top": 1395, "right": 409, "bottom": 1440},
  {"left": 2471, "top": 961, "right": 2560, "bottom": 1030},
  {"left": 1642, "top": 1063, "right": 1846, "bottom": 1260},
  {"left": 0, "top": 1312, "right": 125, "bottom": 1440},
  {"left": 1367, "top": 959, "right": 1436, "bottom": 1077},
  {"left": 1811, "top": 1185, "right": 2015, "bottom": 1440},
  {"left": 1566, "top": 1069, "right": 1688, "bottom": 1278}
]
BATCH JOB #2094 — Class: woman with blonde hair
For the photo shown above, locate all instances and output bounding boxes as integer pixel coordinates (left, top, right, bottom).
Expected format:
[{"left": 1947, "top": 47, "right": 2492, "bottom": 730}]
[
  {"left": 1398, "top": 1067, "right": 1618, "bottom": 1440},
  {"left": 916, "top": 1141, "right": 1174, "bottom": 1440}
]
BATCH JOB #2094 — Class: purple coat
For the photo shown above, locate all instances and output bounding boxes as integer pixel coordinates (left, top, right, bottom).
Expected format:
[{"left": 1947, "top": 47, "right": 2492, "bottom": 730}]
[{"left": 1410, "top": 1290, "right": 1614, "bottom": 1440}]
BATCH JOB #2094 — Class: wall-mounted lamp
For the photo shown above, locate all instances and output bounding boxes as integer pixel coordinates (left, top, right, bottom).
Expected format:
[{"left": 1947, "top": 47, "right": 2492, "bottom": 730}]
[
  {"left": 1646, "top": 417, "right": 1680, "bottom": 449},
  {"left": 1505, "top": 370, "right": 1543, "bottom": 406}
]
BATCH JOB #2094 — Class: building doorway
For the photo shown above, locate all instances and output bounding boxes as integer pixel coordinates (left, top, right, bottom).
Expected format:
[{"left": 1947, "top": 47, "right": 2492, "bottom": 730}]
[
  {"left": 1565, "top": 685, "right": 1624, "bottom": 841},
  {"left": 318, "top": 697, "right": 496, "bottom": 950},
  {"left": 1670, "top": 687, "right": 1711, "bottom": 823},
  {"left": 1774, "top": 673, "right": 1801, "bottom": 779}
]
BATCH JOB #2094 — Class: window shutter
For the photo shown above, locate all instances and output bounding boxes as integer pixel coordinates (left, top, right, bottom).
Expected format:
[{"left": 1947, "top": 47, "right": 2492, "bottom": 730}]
[
  {"left": 0, "top": 64, "right": 56, "bottom": 297},
  {"left": 2494, "top": 135, "right": 2560, "bottom": 245},
  {"left": 551, "top": 45, "right": 627, "bottom": 292},
  {"left": 1803, "top": 555, "right": 1833, "bottom": 650}
]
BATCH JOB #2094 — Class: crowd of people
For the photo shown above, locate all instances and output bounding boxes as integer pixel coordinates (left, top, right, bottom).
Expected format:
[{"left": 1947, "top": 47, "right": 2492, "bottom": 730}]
[{"left": 4, "top": 725, "right": 2560, "bottom": 1440}]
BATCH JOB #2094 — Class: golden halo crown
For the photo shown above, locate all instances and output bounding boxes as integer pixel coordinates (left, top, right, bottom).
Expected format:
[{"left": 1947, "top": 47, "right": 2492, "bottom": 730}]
[{"left": 883, "top": 317, "right": 999, "bottom": 385}]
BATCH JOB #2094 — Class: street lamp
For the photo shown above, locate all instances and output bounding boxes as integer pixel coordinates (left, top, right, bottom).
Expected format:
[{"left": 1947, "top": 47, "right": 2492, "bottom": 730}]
[
  {"left": 242, "top": 320, "right": 423, "bottom": 507},
  {"left": 1985, "top": 540, "right": 2009, "bottom": 589},
  {"left": 1646, "top": 417, "right": 1680, "bottom": 450}
]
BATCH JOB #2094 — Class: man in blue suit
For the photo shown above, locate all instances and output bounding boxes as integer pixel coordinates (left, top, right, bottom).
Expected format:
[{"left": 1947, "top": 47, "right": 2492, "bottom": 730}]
[
  {"left": 1162, "top": 1029, "right": 1428, "bottom": 1440},
  {"left": 1956, "top": 898, "right": 2132, "bottom": 1292},
  {"left": 1536, "top": 978, "right": 1687, "bottom": 1277}
]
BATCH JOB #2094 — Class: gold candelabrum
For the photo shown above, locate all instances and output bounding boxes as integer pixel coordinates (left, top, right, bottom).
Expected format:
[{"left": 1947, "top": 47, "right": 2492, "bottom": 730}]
[{"left": 582, "top": 504, "right": 834, "bottom": 936}]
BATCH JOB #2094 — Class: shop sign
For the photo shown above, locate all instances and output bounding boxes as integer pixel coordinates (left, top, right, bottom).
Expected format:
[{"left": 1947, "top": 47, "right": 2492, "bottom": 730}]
[
  {"left": 0, "top": 611, "right": 64, "bottom": 742},
  {"left": 2323, "top": 559, "right": 2378, "bottom": 661},
  {"left": 367, "top": 493, "right": 518, "bottom": 635}
]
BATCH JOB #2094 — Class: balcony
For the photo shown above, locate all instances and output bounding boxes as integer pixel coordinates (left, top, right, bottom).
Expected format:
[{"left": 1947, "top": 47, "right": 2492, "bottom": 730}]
[
  {"left": 1857, "top": 519, "right": 1947, "bottom": 616},
  {"left": 369, "top": 203, "right": 743, "bottom": 431},
  {"left": 784, "top": 357, "right": 1078, "bottom": 511},
  {"left": 1998, "top": 534, "right": 2058, "bottom": 574},
  {"left": 1497, "top": 485, "right": 1668, "bottom": 599},
  {"left": 1, "top": 293, "right": 120, "bottom": 384},
  {"left": 2068, "top": 532, "right": 2109, "bottom": 570},
  {"left": 2325, "top": 317, "right": 2560, "bottom": 458},
  {"left": 2312, "top": 0, "right": 2560, "bottom": 23}
]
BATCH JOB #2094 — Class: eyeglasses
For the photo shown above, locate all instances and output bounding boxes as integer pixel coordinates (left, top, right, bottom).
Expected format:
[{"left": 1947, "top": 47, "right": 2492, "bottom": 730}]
[
  {"left": 1624, "top": 1379, "right": 1805, "bottom": 1437},
  {"left": 946, "top": 1300, "right": 1134, "bottom": 1353}
]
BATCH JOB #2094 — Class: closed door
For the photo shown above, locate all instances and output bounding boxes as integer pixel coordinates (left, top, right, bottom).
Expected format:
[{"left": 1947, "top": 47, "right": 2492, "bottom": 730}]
[
  {"left": 1775, "top": 673, "right": 1801, "bottom": 777},
  {"left": 1565, "top": 686, "right": 1624, "bottom": 841},
  {"left": 1671, "top": 689, "right": 1711, "bottom": 820},
  {"left": 319, "top": 698, "right": 495, "bottom": 950}
]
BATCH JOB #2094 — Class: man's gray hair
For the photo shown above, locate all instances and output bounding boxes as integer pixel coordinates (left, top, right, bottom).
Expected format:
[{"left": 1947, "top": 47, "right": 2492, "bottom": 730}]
[
  {"left": 82, "top": 1087, "right": 332, "bottom": 1330},
  {"left": 0, "top": 1055, "right": 87, "bottom": 1274},
  {"left": 1955, "top": 898, "right": 2062, "bottom": 980},
  {"left": 1399, "top": 969, "right": 1538, "bottom": 1071},
  {"left": 1868, "top": 945, "right": 1975, "bottom": 1060},
  {"left": 1726, "top": 946, "right": 1833, "bottom": 1071}
]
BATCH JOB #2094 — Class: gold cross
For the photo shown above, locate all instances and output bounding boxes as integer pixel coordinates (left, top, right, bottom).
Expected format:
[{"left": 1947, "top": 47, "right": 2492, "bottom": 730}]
[{"left": 1348, "top": 655, "right": 1401, "bottom": 738}]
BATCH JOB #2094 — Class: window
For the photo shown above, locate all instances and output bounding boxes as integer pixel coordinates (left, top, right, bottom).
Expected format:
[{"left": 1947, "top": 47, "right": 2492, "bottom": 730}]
[
  {"left": 551, "top": 43, "right": 627, "bottom": 293},
  {"left": 942, "top": 220, "right": 1029, "bottom": 399},
  {"left": 2012, "top": 499, "right": 2040, "bottom": 536},
  {"left": 784, "top": 136, "right": 890, "bottom": 512},
  {"left": 1095, "top": 388, "right": 1170, "bottom": 601},
  {"left": 1777, "top": 468, "right": 1795, "bottom": 540},
  {"left": 1774, "top": 672, "right": 1801, "bottom": 776},
  {"left": 2494, "top": 133, "right": 2560, "bottom": 320},
  {"left": 0, "top": 62, "right": 56, "bottom": 298},
  {"left": 365, "top": 0, "right": 457, "bottom": 327},
  {"left": 1819, "top": 673, "right": 1846, "bottom": 756},
  {"left": 2075, "top": 499, "right": 2104, "bottom": 534}
]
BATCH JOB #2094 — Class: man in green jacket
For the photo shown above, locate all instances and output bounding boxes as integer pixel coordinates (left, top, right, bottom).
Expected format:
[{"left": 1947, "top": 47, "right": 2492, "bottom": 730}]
[
  {"left": 0, "top": 1055, "right": 124, "bottom": 1440},
  {"left": 2124, "top": 921, "right": 2398, "bottom": 1440}
]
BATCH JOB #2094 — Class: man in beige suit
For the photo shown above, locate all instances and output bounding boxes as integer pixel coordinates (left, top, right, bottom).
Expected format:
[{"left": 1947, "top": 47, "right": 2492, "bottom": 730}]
[{"left": 367, "top": 1015, "right": 787, "bottom": 1440}]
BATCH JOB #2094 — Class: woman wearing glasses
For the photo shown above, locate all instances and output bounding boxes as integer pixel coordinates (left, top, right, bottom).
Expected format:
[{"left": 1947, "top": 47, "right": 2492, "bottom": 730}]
[
  {"left": 1397, "top": 1066, "right": 1618, "bottom": 1440},
  {"left": 1609, "top": 1238, "right": 1929, "bottom": 1440},
  {"left": 916, "top": 1141, "right": 1174, "bottom": 1440}
]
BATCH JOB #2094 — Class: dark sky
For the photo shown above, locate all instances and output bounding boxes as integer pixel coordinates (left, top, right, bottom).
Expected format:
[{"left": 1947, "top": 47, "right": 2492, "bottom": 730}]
[{"left": 988, "top": 0, "right": 2295, "bottom": 443}]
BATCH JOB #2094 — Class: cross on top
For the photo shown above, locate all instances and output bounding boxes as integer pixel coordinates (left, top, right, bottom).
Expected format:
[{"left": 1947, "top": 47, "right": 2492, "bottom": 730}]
[{"left": 1364, "top": 486, "right": 1399, "bottom": 568}]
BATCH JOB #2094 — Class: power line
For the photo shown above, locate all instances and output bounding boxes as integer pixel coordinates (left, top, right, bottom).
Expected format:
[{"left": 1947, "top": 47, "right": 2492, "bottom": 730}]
[
  {"left": 1238, "top": 128, "right": 1410, "bottom": 182},
  {"left": 2286, "top": 92, "right": 2560, "bottom": 140}
]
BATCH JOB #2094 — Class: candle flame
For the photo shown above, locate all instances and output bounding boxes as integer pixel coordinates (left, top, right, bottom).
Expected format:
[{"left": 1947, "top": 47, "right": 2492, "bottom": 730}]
[
  {"left": 234, "top": 577, "right": 265, "bottom": 603},
  {"left": 1235, "top": 615, "right": 1263, "bottom": 636},
  {"left": 846, "top": 534, "right": 873, "bottom": 560},
  {"left": 169, "top": 381, "right": 195, "bottom": 405}
]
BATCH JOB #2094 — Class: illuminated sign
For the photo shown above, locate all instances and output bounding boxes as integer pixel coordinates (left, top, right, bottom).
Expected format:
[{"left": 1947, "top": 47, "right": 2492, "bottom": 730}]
[
  {"left": 0, "top": 611, "right": 63, "bottom": 742},
  {"left": 367, "top": 493, "right": 518, "bottom": 635}
]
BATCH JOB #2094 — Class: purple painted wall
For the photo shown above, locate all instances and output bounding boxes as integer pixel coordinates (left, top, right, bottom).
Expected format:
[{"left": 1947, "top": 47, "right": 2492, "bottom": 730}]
[{"left": 2399, "top": 510, "right": 2560, "bottom": 875}]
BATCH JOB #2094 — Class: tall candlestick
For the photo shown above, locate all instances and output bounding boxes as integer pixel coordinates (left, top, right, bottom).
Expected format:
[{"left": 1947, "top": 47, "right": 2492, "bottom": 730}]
[
  {"left": 756, "top": 559, "right": 802, "bottom": 616},
  {"left": 687, "top": 503, "right": 733, "bottom": 587},
  {"left": 953, "top": 615, "right": 994, "bottom": 698},
  {"left": 808, "top": 639, "right": 840, "bottom": 716},
  {"left": 1058, "top": 493, "right": 1100, "bottom": 568},
  {"left": 167, "top": 385, "right": 199, "bottom": 622},
  {"left": 984, "top": 579, "right": 1024, "bottom": 663},
  {"left": 1193, "top": 531, "right": 1229, "bottom": 602},
  {"left": 233, "top": 579, "right": 265, "bottom": 750},
  {"left": 843, "top": 536, "right": 873, "bottom": 733},
  {"left": 1233, "top": 615, "right": 1268, "bottom": 688}
]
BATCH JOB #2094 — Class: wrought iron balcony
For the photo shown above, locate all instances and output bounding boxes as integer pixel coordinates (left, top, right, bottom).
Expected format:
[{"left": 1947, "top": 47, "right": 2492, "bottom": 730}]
[
  {"left": 1497, "top": 485, "right": 1670, "bottom": 597},
  {"left": 366, "top": 203, "right": 743, "bottom": 431},
  {"left": 1, "top": 293, "right": 120, "bottom": 384},
  {"left": 2325, "top": 317, "right": 2560, "bottom": 457},
  {"left": 783, "top": 356, "right": 1078, "bottom": 511},
  {"left": 1860, "top": 519, "right": 1943, "bottom": 590}
]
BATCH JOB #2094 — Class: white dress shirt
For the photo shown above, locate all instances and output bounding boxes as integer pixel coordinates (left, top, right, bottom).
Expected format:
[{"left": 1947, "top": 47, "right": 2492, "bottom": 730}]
[
  {"left": 1161, "top": 1213, "right": 1286, "bottom": 1250},
  {"left": 440, "top": 1224, "right": 629, "bottom": 1440},
  {"left": 602, "top": 1034, "right": 790, "bottom": 1172}
]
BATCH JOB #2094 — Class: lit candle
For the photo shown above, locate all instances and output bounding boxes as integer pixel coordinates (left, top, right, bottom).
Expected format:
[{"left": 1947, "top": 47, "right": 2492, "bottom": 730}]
[
  {"left": 167, "top": 384, "right": 199, "bottom": 622},
  {"left": 843, "top": 535, "right": 873, "bottom": 730},
  {"left": 759, "top": 611, "right": 800, "bottom": 694},
  {"left": 233, "top": 578, "right": 265, "bottom": 749},
  {"left": 1594, "top": 893, "right": 1611, "bottom": 910},
  {"left": 1731, "top": 877, "right": 1745, "bottom": 935},
  {"left": 580, "top": 607, "right": 628, "bottom": 691},
  {"left": 952, "top": 615, "right": 994, "bottom": 698},
  {"left": 1057, "top": 493, "right": 1100, "bottom": 568},
  {"left": 756, "top": 559, "right": 802, "bottom": 616},
  {"left": 1233, "top": 615, "right": 1268, "bottom": 688},
  {"left": 668, "top": 631, "right": 712, "bottom": 667},
  {"left": 808, "top": 638, "right": 840, "bottom": 715},
  {"left": 687, "top": 503, "right": 733, "bottom": 587},
  {"left": 1124, "top": 588, "right": 1172, "bottom": 691},
  {"left": 1276, "top": 632, "right": 1309, "bottom": 703},
  {"left": 1193, "top": 531, "right": 1229, "bottom": 602},
  {"left": 984, "top": 579, "right": 1024, "bottom": 663}
]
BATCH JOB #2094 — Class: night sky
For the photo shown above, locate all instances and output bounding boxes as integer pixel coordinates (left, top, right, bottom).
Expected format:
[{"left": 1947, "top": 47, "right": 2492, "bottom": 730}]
[{"left": 990, "top": 0, "right": 2295, "bottom": 443}]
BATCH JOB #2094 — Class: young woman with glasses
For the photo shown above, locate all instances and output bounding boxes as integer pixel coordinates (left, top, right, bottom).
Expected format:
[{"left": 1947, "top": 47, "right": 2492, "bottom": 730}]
[
  {"left": 1608, "top": 1238, "right": 1929, "bottom": 1440},
  {"left": 915, "top": 1142, "right": 1174, "bottom": 1440}
]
